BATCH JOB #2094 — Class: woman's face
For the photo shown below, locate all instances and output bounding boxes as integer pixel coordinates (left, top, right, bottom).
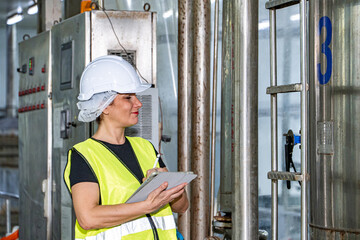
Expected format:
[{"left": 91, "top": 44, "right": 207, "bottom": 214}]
[{"left": 104, "top": 93, "right": 142, "bottom": 128}]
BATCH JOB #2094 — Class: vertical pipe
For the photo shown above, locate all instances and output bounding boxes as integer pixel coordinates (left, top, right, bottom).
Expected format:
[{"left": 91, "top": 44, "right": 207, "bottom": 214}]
[
  {"left": 209, "top": 0, "right": 219, "bottom": 236},
  {"left": 6, "top": 25, "right": 18, "bottom": 118},
  {"left": 98, "top": 0, "right": 104, "bottom": 9},
  {"left": 233, "top": 0, "right": 258, "bottom": 239},
  {"left": 300, "top": 0, "right": 308, "bottom": 239},
  {"left": 6, "top": 199, "right": 11, "bottom": 234},
  {"left": 219, "top": 0, "right": 233, "bottom": 213},
  {"left": 269, "top": 8, "right": 278, "bottom": 240},
  {"left": 191, "top": 0, "right": 211, "bottom": 239},
  {"left": 178, "top": 0, "right": 193, "bottom": 238}
]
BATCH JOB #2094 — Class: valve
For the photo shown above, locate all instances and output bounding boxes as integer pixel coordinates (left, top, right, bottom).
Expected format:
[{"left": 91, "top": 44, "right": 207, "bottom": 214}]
[{"left": 284, "top": 129, "right": 301, "bottom": 189}]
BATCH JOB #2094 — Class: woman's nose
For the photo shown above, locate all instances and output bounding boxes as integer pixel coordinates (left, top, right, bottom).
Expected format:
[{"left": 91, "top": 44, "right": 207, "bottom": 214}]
[{"left": 134, "top": 96, "right": 142, "bottom": 108}]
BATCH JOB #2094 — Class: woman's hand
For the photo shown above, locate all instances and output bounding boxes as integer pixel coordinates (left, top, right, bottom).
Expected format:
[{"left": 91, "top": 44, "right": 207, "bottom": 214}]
[
  {"left": 142, "top": 167, "right": 168, "bottom": 182},
  {"left": 145, "top": 181, "right": 187, "bottom": 212}
]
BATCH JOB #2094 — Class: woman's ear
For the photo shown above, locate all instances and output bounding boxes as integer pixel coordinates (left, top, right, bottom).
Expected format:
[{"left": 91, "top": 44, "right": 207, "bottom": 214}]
[{"left": 102, "top": 107, "right": 110, "bottom": 115}]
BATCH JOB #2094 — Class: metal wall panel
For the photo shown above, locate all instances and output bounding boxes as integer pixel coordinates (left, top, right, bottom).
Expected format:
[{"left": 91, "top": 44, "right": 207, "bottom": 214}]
[
  {"left": 309, "top": 1, "right": 360, "bottom": 239},
  {"left": 18, "top": 31, "right": 51, "bottom": 240},
  {"left": 51, "top": 12, "right": 90, "bottom": 240}
]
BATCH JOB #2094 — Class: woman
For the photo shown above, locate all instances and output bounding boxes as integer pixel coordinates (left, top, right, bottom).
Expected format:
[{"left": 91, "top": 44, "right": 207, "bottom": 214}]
[{"left": 63, "top": 55, "right": 188, "bottom": 240}]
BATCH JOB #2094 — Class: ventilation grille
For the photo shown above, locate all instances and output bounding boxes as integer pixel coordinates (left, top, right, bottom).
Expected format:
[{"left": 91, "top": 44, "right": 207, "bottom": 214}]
[
  {"left": 108, "top": 50, "right": 136, "bottom": 67},
  {"left": 125, "top": 89, "right": 159, "bottom": 149}
]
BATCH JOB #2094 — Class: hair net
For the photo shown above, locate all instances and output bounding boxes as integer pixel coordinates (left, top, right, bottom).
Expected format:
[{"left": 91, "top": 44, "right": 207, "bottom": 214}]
[{"left": 77, "top": 91, "right": 118, "bottom": 122}]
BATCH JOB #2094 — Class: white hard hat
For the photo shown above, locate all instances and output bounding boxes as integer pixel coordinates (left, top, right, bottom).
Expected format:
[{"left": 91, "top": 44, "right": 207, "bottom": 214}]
[{"left": 78, "top": 55, "right": 151, "bottom": 101}]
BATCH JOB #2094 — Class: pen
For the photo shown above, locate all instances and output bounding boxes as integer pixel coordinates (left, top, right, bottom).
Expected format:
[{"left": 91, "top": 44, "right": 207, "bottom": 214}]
[{"left": 153, "top": 153, "right": 161, "bottom": 168}]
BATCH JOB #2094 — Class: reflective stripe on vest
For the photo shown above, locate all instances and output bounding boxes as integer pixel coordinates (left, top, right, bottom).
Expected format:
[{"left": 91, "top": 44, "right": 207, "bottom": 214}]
[
  {"left": 75, "top": 215, "right": 176, "bottom": 240},
  {"left": 63, "top": 137, "right": 177, "bottom": 240}
]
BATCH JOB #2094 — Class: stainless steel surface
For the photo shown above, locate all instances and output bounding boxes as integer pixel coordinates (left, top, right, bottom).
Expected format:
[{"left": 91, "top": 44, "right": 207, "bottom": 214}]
[
  {"left": 309, "top": 0, "right": 360, "bottom": 239},
  {"left": 265, "top": 0, "right": 299, "bottom": 10},
  {"left": 6, "top": 25, "right": 17, "bottom": 118},
  {"left": 219, "top": 0, "right": 233, "bottom": 213},
  {"left": 269, "top": 7, "right": 278, "bottom": 240},
  {"left": 209, "top": 0, "right": 219, "bottom": 237},
  {"left": 191, "top": 0, "right": 211, "bottom": 239},
  {"left": 91, "top": 11, "right": 156, "bottom": 85},
  {"left": 38, "top": 0, "right": 62, "bottom": 32},
  {"left": 266, "top": 83, "right": 303, "bottom": 94},
  {"left": 299, "top": 0, "right": 308, "bottom": 239},
  {"left": 232, "top": 0, "right": 258, "bottom": 238},
  {"left": 267, "top": 171, "right": 303, "bottom": 181},
  {"left": 18, "top": 30, "right": 51, "bottom": 240},
  {"left": 177, "top": 0, "right": 193, "bottom": 238}
]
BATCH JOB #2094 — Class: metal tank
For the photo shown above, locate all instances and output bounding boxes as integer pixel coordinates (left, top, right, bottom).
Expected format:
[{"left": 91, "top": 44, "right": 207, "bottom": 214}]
[{"left": 309, "top": 0, "right": 360, "bottom": 239}]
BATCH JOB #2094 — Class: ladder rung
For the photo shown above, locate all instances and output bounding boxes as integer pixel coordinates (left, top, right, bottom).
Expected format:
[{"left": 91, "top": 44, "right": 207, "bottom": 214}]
[
  {"left": 267, "top": 171, "right": 303, "bottom": 181},
  {"left": 266, "top": 83, "right": 302, "bottom": 94},
  {"left": 265, "top": 0, "right": 300, "bottom": 10}
]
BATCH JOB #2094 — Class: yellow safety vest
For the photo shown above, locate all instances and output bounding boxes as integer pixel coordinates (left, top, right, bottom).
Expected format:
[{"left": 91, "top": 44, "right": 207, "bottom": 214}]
[{"left": 64, "top": 137, "right": 177, "bottom": 240}]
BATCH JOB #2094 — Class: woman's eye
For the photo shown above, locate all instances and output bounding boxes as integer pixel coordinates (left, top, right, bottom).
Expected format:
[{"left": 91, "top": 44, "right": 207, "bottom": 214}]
[{"left": 125, "top": 96, "right": 132, "bottom": 99}]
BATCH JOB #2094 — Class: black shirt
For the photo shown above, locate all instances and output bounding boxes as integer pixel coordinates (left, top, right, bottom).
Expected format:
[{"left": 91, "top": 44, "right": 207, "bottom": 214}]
[{"left": 69, "top": 138, "right": 165, "bottom": 187}]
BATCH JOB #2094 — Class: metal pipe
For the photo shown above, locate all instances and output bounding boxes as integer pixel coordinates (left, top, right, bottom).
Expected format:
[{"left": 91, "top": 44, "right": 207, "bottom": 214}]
[
  {"left": 209, "top": 0, "right": 219, "bottom": 236},
  {"left": 6, "top": 25, "right": 18, "bottom": 118},
  {"left": 191, "top": 0, "right": 211, "bottom": 239},
  {"left": 269, "top": 8, "right": 278, "bottom": 240},
  {"left": 300, "top": 0, "right": 308, "bottom": 239},
  {"left": 98, "top": 0, "right": 104, "bottom": 9},
  {"left": 177, "top": 0, "right": 193, "bottom": 238},
  {"left": 6, "top": 199, "right": 11, "bottom": 234},
  {"left": 219, "top": 0, "right": 233, "bottom": 213},
  {"left": 233, "top": 0, "right": 259, "bottom": 238}
]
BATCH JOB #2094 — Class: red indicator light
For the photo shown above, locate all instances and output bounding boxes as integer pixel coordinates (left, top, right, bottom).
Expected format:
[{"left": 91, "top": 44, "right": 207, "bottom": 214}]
[
  {"left": 37, "top": 86, "right": 40, "bottom": 92},
  {"left": 19, "top": 91, "right": 22, "bottom": 96},
  {"left": 18, "top": 109, "right": 21, "bottom": 113},
  {"left": 29, "top": 89, "right": 32, "bottom": 94},
  {"left": 22, "top": 91, "right": 25, "bottom": 95},
  {"left": 32, "top": 106, "right": 36, "bottom": 110},
  {"left": 41, "top": 103, "right": 45, "bottom": 109},
  {"left": 33, "top": 87, "right": 36, "bottom": 92},
  {"left": 41, "top": 85, "right": 45, "bottom": 91},
  {"left": 24, "top": 106, "right": 28, "bottom": 111},
  {"left": 37, "top": 104, "right": 40, "bottom": 109},
  {"left": 41, "top": 67, "right": 46, "bottom": 73}
]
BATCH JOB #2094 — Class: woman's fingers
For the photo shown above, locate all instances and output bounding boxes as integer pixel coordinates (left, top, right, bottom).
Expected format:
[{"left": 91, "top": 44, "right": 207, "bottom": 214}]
[{"left": 146, "top": 182, "right": 187, "bottom": 211}]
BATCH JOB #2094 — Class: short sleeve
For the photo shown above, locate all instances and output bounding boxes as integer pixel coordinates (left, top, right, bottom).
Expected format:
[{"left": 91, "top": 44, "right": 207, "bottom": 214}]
[{"left": 69, "top": 150, "right": 98, "bottom": 187}]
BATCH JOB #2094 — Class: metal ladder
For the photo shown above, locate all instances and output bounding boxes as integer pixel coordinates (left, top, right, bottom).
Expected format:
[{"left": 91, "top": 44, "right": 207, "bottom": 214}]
[{"left": 265, "top": 0, "right": 309, "bottom": 240}]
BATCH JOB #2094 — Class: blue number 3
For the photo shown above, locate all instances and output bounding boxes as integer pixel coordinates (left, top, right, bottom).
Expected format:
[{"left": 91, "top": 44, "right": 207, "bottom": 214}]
[{"left": 317, "top": 16, "right": 332, "bottom": 85}]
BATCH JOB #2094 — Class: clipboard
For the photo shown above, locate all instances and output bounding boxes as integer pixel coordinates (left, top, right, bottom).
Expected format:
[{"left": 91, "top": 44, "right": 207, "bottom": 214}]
[{"left": 126, "top": 172, "right": 197, "bottom": 203}]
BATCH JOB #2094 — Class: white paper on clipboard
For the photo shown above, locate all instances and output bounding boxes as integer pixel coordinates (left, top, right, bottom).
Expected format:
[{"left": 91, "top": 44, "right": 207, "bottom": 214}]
[{"left": 126, "top": 172, "right": 197, "bottom": 203}]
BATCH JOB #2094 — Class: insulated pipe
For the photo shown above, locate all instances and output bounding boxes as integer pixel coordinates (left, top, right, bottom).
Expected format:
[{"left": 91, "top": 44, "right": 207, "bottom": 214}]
[
  {"left": 209, "top": 0, "right": 219, "bottom": 236},
  {"left": 6, "top": 25, "right": 18, "bottom": 118},
  {"left": 219, "top": 0, "right": 233, "bottom": 213},
  {"left": 191, "top": 0, "right": 211, "bottom": 239},
  {"left": 177, "top": 0, "right": 193, "bottom": 238},
  {"left": 232, "top": 0, "right": 259, "bottom": 239}
]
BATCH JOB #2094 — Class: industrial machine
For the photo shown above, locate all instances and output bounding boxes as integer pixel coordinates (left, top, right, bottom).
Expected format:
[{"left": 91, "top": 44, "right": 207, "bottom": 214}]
[{"left": 18, "top": 10, "right": 156, "bottom": 239}]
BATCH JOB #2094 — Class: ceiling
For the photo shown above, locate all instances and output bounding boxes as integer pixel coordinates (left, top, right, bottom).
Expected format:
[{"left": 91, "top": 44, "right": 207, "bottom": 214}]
[{"left": 0, "top": 0, "right": 37, "bottom": 28}]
